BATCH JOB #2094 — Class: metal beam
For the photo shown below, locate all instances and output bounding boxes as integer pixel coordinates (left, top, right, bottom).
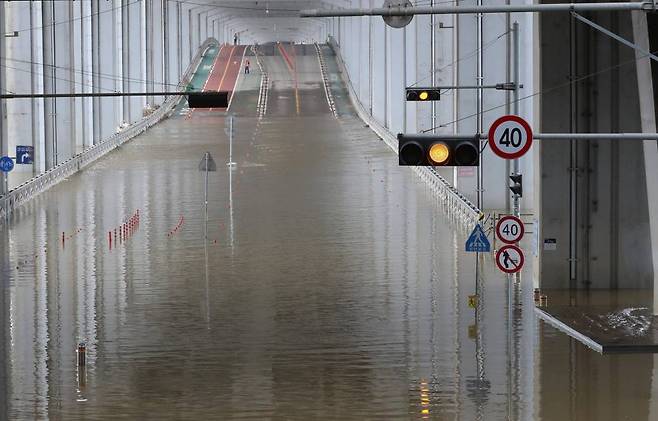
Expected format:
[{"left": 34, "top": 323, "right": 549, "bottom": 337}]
[
  {"left": 400, "top": 132, "right": 658, "bottom": 140},
  {"left": 0, "top": 91, "right": 195, "bottom": 99},
  {"left": 573, "top": 12, "right": 658, "bottom": 62},
  {"left": 300, "top": 2, "right": 652, "bottom": 17}
]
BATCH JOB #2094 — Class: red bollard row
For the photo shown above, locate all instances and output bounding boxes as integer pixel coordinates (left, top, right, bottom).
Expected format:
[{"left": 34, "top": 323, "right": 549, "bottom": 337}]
[
  {"left": 62, "top": 227, "right": 84, "bottom": 248},
  {"left": 167, "top": 215, "right": 185, "bottom": 238},
  {"left": 108, "top": 209, "right": 141, "bottom": 250}
]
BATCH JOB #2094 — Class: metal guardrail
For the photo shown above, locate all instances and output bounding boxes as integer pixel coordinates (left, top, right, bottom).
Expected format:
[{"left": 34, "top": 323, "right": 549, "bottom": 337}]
[
  {"left": 326, "top": 37, "right": 482, "bottom": 228},
  {"left": 0, "top": 38, "right": 219, "bottom": 224},
  {"left": 252, "top": 46, "right": 269, "bottom": 119},
  {"left": 314, "top": 43, "right": 338, "bottom": 118}
]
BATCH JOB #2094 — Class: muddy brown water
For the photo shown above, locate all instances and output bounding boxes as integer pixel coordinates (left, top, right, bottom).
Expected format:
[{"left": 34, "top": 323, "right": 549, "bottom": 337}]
[{"left": 0, "top": 45, "right": 656, "bottom": 420}]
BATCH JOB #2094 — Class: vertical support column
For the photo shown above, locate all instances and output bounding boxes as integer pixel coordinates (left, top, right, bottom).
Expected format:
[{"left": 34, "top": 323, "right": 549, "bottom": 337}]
[
  {"left": 163, "top": 0, "right": 169, "bottom": 90},
  {"left": 569, "top": 14, "right": 578, "bottom": 287},
  {"left": 430, "top": 0, "right": 436, "bottom": 133},
  {"left": 368, "top": 5, "right": 373, "bottom": 116},
  {"left": 30, "top": 4, "right": 46, "bottom": 173},
  {"left": 178, "top": 2, "right": 183, "bottom": 81},
  {"left": 512, "top": 22, "right": 521, "bottom": 217},
  {"left": 188, "top": 8, "right": 193, "bottom": 64},
  {"left": 0, "top": 2, "right": 7, "bottom": 187},
  {"left": 476, "top": 0, "right": 484, "bottom": 209},
  {"left": 73, "top": 1, "right": 84, "bottom": 154},
  {"left": 81, "top": 1, "right": 93, "bottom": 149},
  {"left": 632, "top": 11, "right": 658, "bottom": 314},
  {"left": 532, "top": 9, "right": 542, "bottom": 289},
  {"left": 115, "top": 0, "right": 124, "bottom": 130},
  {"left": 453, "top": 0, "right": 459, "bottom": 188},
  {"left": 91, "top": 0, "right": 101, "bottom": 144},
  {"left": 122, "top": 1, "right": 130, "bottom": 123},
  {"left": 42, "top": 1, "right": 56, "bottom": 169},
  {"left": 5, "top": 6, "right": 33, "bottom": 183},
  {"left": 145, "top": 0, "right": 154, "bottom": 107}
]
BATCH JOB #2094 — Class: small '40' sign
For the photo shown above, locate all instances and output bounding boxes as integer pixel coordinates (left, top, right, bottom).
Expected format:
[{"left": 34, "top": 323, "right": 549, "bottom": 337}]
[{"left": 488, "top": 115, "right": 533, "bottom": 160}]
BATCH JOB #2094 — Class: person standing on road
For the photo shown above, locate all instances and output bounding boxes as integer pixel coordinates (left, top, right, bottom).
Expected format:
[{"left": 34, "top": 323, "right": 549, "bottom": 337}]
[
  {"left": 244, "top": 59, "right": 250, "bottom": 75},
  {"left": 234, "top": 33, "right": 238, "bottom": 45}
]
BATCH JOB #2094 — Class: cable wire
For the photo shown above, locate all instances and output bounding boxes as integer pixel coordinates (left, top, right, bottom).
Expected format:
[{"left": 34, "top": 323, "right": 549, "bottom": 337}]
[
  {"left": 408, "top": 29, "right": 510, "bottom": 88},
  {"left": 0, "top": 56, "right": 184, "bottom": 90},
  {"left": 422, "top": 48, "right": 658, "bottom": 132}
]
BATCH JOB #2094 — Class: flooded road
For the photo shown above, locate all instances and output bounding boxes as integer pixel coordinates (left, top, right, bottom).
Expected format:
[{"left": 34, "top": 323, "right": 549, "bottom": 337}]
[{"left": 0, "top": 43, "right": 657, "bottom": 420}]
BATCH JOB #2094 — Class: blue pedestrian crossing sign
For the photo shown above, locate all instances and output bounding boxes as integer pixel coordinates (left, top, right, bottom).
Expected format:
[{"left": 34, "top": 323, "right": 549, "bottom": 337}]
[
  {"left": 465, "top": 223, "right": 491, "bottom": 253},
  {"left": 16, "top": 145, "right": 34, "bottom": 164}
]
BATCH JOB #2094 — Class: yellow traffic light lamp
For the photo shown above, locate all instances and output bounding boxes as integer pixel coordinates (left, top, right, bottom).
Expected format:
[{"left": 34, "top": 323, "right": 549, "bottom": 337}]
[
  {"left": 428, "top": 142, "right": 450, "bottom": 165},
  {"left": 398, "top": 134, "right": 480, "bottom": 166},
  {"left": 406, "top": 88, "right": 441, "bottom": 102}
]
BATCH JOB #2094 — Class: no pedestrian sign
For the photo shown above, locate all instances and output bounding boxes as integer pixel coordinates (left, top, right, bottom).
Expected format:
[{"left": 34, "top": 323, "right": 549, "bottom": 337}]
[
  {"left": 496, "top": 245, "right": 524, "bottom": 274},
  {"left": 488, "top": 115, "right": 533, "bottom": 160}
]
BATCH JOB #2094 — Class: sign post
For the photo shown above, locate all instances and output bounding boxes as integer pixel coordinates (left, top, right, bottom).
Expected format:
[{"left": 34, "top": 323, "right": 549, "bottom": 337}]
[
  {"left": 198, "top": 152, "right": 217, "bottom": 240},
  {"left": 0, "top": 156, "right": 15, "bottom": 221},
  {"left": 226, "top": 115, "right": 236, "bottom": 168}
]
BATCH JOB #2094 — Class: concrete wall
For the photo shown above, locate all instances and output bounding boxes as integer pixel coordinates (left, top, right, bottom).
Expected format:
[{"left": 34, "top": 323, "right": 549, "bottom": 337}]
[
  {"left": 539, "top": 10, "right": 655, "bottom": 289},
  {"left": 0, "top": 1, "right": 234, "bottom": 193},
  {"left": 323, "top": 2, "right": 657, "bottom": 290},
  {"left": 325, "top": 0, "right": 537, "bottom": 213}
]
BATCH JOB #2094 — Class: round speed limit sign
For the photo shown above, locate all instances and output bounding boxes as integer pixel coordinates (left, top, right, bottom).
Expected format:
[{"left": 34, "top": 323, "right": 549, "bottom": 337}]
[
  {"left": 496, "top": 215, "right": 524, "bottom": 244},
  {"left": 488, "top": 115, "right": 533, "bottom": 160}
]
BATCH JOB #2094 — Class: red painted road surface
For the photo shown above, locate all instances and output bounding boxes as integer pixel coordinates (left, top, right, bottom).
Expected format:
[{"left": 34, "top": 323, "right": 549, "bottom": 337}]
[
  {"left": 203, "top": 44, "right": 247, "bottom": 111},
  {"left": 277, "top": 43, "right": 300, "bottom": 115}
]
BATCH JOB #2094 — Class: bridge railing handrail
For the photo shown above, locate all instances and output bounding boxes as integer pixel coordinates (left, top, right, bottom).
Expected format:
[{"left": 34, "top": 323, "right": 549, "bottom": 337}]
[
  {"left": 0, "top": 38, "right": 219, "bottom": 224},
  {"left": 326, "top": 36, "right": 481, "bottom": 227}
]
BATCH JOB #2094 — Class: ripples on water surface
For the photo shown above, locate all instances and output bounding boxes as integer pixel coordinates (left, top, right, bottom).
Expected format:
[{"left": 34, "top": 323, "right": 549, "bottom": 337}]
[{"left": 0, "top": 45, "right": 657, "bottom": 420}]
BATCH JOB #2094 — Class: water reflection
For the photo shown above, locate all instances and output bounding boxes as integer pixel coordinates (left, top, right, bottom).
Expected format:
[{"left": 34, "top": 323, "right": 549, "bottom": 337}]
[{"left": 0, "top": 47, "right": 656, "bottom": 420}]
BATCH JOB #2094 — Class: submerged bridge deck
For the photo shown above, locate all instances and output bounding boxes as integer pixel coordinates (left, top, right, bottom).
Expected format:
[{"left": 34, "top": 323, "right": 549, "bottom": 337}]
[{"left": 0, "top": 43, "right": 642, "bottom": 420}]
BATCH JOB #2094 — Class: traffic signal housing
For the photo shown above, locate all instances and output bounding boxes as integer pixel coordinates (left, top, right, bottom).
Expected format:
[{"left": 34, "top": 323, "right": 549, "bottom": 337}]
[
  {"left": 509, "top": 173, "right": 523, "bottom": 197},
  {"left": 398, "top": 134, "right": 480, "bottom": 166},
  {"left": 406, "top": 88, "right": 441, "bottom": 102},
  {"left": 187, "top": 91, "right": 229, "bottom": 108}
]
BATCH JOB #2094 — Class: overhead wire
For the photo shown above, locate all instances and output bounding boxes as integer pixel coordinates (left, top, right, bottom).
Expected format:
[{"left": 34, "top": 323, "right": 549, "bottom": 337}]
[
  {"left": 8, "top": 0, "right": 300, "bottom": 37},
  {"left": 0, "top": 56, "right": 185, "bottom": 90},
  {"left": 408, "top": 29, "right": 510, "bottom": 89},
  {"left": 0, "top": 62, "right": 121, "bottom": 95},
  {"left": 422, "top": 47, "right": 658, "bottom": 132}
]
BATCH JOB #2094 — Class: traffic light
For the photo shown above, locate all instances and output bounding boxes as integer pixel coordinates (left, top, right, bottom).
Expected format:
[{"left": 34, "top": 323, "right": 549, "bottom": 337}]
[
  {"left": 398, "top": 134, "right": 480, "bottom": 166},
  {"left": 406, "top": 88, "right": 441, "bottom": 102},
  {"left": 187, "top": 91, "right": 229, "bottom": 108},
  {"left": 509, "top": 173, "right": 523, "bottom": 197}
]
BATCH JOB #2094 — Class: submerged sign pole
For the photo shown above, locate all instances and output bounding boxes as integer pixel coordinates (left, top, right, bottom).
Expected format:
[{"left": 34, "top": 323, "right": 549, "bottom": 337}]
[
  {"left": 0, "top": 156, "right": 14, "bottom": 221},
  {"left": 226, "top": 115, "right": 236, "bottom": 168},
  {"left": 198, "top": 152, "right": 217, "bottom": 240}
]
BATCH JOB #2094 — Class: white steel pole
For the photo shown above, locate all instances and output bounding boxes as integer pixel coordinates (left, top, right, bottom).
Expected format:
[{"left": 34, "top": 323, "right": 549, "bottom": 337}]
[
  {"left": 301, "top": 2, "right": 651, "bottom": 17},
  {"left": 204, "top": 152, "right": 209, "bottom": 240},
  {"left": 512, "top": 22, "right": 520, "bottom": 218}
]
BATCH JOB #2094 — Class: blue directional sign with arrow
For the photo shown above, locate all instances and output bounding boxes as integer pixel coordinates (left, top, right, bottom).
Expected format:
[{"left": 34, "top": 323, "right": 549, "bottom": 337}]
[
  {"left": 465, "top": 223, "right": 491, "bottom": 253},
  {"left": 16, "top": 146, "right": 34, "bottom": 164}
]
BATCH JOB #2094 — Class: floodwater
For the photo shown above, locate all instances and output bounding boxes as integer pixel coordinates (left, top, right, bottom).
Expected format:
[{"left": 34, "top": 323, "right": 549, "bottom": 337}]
[{"left": 0, "top": 43, "right": 657, "bottom": 420}]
